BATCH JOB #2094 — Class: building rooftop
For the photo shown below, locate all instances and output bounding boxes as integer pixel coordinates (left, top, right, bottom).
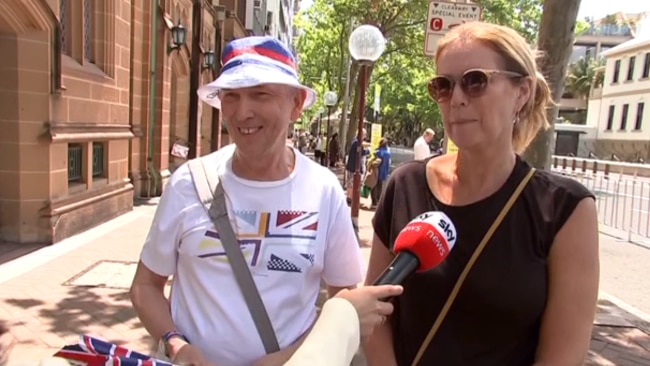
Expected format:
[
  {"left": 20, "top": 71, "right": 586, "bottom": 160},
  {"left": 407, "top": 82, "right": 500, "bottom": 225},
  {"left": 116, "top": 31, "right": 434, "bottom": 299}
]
[{"left": 601, "top": 16, "right": 650, "bottom": 57}]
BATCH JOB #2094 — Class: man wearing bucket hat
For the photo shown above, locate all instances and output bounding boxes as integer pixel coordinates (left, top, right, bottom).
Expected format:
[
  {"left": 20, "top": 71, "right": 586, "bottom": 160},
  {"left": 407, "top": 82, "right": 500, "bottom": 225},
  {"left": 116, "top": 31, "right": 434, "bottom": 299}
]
[{"left": 130, "top": 36, "right": 364, "bottom": 366}]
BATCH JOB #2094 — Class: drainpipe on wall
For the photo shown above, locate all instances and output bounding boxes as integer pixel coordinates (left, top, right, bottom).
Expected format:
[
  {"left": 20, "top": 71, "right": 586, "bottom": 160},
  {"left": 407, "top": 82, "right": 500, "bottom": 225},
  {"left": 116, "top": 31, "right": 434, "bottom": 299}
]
[
  {"left": 146, "top": 2, "right": 160, "bottom": 197},
  {"left": 211, "top": 7, "right": 225, "bottom": 151},
  {"left": 187, "top": 0, "right": 203, "bottom": 159}
]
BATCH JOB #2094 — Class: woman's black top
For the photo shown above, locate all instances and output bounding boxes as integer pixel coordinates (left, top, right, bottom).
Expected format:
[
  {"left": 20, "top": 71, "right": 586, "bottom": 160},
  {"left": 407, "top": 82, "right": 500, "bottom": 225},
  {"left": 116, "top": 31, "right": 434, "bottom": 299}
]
[{"left": 372, "top": 155, "right": 594, "bottom": 365}]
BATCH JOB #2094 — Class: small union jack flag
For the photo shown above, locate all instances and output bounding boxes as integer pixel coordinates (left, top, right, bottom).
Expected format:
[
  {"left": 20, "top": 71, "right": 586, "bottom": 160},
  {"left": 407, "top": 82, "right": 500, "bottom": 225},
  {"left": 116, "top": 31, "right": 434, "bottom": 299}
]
[{"left": 54, "top": 334, "right": 174, "bottom": 366}]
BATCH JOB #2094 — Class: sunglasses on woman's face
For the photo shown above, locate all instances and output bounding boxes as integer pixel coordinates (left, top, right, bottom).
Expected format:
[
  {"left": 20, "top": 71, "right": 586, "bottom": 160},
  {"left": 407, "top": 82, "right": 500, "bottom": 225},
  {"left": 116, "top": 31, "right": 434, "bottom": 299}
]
[{"left": 427, "top": 69, "right": 523, "bottom": 102}]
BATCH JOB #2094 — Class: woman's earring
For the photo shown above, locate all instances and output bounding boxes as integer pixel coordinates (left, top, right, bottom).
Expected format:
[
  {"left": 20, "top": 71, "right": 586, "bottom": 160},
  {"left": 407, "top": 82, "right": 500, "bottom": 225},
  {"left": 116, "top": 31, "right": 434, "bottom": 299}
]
[{"left": 513, "top": 112, "right": 520, "bottom": 125}]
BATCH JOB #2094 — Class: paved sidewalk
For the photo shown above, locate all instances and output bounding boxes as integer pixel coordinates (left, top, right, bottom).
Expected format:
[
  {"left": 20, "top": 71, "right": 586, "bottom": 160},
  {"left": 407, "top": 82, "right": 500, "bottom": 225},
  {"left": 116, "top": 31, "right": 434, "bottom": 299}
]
[{"left": 0, "top": 196, "right": 648, "bottom": 364}]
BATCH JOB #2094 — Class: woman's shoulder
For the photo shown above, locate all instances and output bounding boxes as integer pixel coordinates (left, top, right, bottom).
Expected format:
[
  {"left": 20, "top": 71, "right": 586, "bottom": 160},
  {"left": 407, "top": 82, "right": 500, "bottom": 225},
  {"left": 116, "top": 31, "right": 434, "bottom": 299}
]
[
  {"left": 389, "top": 158, "right": 428, "bottom": 182},
  {"left": 529, "top": 167, "right": 594, "bottom": 200},
  {"left": 524, "top": 164, "right": 595, "bottom": 238}
]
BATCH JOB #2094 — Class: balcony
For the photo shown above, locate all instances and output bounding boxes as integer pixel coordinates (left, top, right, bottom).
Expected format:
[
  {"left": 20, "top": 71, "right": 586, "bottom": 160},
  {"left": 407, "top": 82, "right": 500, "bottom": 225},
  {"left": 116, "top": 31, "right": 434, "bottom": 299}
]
[
  {"left": 575, "top": 24, "right": 634, "bottom": 48},
  {"left": 559, "top": 97, "right": 587, "bottom": 111},
  {"left": 583, "top": 24, "right": 633, "bottom": 37}
]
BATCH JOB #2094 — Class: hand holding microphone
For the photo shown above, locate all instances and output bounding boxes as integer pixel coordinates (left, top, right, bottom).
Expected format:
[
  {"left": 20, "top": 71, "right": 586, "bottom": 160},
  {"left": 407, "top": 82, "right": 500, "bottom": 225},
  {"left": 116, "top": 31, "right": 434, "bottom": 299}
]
[
  {"left": 335, "top": 285, "right": 404, "bottom": 338},
  {"left": 373, "top": 211, "right": 457, "bottom": 292}
]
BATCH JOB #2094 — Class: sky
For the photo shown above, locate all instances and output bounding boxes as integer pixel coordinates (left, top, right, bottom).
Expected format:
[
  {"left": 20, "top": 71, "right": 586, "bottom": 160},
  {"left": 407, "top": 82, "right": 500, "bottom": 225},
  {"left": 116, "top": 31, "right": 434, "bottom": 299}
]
[{"left": 298, "top": 0, "right": 648, "bottom": 20}]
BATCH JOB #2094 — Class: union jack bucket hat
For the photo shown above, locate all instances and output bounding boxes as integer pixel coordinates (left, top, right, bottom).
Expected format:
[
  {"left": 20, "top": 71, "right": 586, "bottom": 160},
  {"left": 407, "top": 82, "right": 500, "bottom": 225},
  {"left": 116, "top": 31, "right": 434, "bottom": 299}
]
[{"left": 197, "top": 36, "right": 317, "bottom": 110}]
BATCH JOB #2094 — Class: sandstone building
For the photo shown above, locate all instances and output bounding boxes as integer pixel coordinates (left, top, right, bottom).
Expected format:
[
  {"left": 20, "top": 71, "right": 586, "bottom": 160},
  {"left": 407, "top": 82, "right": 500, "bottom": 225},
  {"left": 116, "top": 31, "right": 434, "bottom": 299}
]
[{"left": 0, "top": 0, "right": 289, "bottom": 245}]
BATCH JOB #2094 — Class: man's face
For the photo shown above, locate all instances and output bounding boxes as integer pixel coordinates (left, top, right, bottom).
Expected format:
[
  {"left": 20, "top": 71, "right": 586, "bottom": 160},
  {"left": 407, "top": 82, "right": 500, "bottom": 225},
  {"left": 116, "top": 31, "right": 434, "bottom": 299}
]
[
  {"left": 220, "top": 84, "right": 305, "bottom": 158},
  {"left": 425, "top": 133, "right": 435, "bottom": 143}
]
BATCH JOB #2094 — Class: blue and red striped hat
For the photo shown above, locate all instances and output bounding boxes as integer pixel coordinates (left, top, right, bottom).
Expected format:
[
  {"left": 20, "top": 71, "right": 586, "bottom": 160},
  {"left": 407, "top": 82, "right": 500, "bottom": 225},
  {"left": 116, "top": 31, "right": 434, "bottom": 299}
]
[{"left": 197, "top": 36, "right": 316, "bottom": 110}]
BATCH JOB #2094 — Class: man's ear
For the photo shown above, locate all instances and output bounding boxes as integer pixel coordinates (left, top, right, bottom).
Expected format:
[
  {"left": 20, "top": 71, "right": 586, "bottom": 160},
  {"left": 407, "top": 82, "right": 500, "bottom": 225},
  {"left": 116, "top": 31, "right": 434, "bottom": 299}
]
[{"left": 290, "top": 89, "right": 307, "bottom": 120}]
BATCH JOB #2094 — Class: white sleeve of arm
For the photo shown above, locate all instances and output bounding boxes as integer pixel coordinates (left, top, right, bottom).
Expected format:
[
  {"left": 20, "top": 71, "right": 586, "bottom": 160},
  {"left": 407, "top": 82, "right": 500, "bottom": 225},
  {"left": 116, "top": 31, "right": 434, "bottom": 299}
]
[
  {"left": 321, "top": 187, "right": 365, "bottom": 287},
  {"left": 140, "top": 183, "right": 185, "bottom": 276},
  {"left": 284, "top": 298, "right": 360, "bottom": 366},
  {"left": 413, "top": 141, "right": 429, "bottom": 160}
]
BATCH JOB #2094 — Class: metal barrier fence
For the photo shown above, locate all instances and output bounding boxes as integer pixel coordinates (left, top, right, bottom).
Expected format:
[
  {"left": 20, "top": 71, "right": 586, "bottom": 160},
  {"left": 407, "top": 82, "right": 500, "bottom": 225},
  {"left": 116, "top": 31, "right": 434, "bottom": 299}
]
[{"left": 552, "top": 155, "right": 650, "bottom": 246}]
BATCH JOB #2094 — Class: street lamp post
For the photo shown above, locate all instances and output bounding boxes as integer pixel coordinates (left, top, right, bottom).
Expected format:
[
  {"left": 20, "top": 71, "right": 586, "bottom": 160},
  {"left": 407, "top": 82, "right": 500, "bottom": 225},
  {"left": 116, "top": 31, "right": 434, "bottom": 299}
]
[
  {"left": 348, "top": 24, "right": 386, "bottom": 234},
  {"left": 316, "top": 107, "right": 325, "bottom": 135},
  {"left": 324, "top": 91, "right": 337, "bottom": 167}
]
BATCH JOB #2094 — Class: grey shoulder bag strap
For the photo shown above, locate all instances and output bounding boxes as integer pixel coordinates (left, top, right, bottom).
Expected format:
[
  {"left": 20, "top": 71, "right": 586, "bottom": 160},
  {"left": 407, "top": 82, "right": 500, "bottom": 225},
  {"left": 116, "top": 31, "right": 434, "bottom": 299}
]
[{"left": 188, "top": 158, "right": 280, "bottom": 354}]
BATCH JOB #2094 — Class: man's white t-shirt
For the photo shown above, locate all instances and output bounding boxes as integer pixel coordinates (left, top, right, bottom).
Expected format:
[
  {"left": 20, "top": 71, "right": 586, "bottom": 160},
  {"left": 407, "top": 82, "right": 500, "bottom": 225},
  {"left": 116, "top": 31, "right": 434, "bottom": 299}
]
[
  {"left": 140, "top": 145, "right": 364, "bottom": 366},
  {"left": 413, "top": 136, "right": 431, "bottom": 160}
]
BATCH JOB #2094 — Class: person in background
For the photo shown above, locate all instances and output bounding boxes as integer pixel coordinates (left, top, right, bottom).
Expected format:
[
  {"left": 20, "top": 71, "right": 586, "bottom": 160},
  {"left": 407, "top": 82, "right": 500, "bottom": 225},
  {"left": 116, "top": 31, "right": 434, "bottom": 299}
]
[
  {"left": 364, "top": 21, "right": 598, "bottom": 365},
  {"left": 370, "top": 138, "right": 391, "bottom": 209},
  {"left": 413, "top": 128, "right": 435, "bottom": 160},
  {"left": 314, "top": 132, "right": 325, "bottom": 165},
  {"left": 298, "top": 129, "right": 308, "bottom": 153},
  {"left": 328, "top": 133, "right": 341, "bottom": 168},
  {"left": 346, "top": 129, "right": 370, "bottom": 204}
]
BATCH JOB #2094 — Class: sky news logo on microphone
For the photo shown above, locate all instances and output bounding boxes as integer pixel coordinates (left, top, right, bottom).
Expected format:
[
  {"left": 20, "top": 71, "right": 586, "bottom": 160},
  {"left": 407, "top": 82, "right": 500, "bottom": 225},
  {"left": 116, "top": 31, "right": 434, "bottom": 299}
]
[{"left": 394, "top": 211, "right": 457, "bottom": 271}]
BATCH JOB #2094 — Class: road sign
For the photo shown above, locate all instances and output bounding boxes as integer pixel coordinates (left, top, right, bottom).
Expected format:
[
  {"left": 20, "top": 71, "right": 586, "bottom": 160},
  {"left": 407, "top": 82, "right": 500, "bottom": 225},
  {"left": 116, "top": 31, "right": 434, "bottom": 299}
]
[{"left": 425, "top": 1, "right": 482, "bottom": 56}]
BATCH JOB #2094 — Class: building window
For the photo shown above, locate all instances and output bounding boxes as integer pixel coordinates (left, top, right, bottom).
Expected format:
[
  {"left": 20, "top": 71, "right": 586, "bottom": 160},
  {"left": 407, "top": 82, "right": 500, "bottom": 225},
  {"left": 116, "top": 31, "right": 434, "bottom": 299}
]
[
  {"left": 60, "top": 0, "right": 70, "bottom": 56},
  {"left": 606, "top": 105, "right": 615, "bottom": 130},
  {"left": 635, "top": 103, "right": 645, "bottom": 130},
  {"left": 620, "top": 104, "right": 629, "bottom": 130},
  {"left": 643, "top": 53, "right": 650, "bottom": 79},
  {"left": 612, "top": 60, "right": 621, "bottom": 83},
  {"left": 627, "top": 56, "right": 635, "bottom": 81},
  {"left": 68, "top": 143, "right": 83, "bottom": 183},
  {"left": 83, "top": 0, "right": 94, "bottom": 63},
  {"left": 92, "top": 142, "right": 106, "bottom": 178},
  {"left": 57, "top": 0, "right": 114, "bottom": 76}
]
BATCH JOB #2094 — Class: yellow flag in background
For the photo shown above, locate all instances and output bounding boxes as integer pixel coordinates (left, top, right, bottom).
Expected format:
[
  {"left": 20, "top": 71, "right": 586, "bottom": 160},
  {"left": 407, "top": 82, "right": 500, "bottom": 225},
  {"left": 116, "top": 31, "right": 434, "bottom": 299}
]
[
  {"left": 371, "top": 123, "right": 382, "bottom": 152},
  {"left": 445, "top": 137, "right": 459, "bottom": 154}
]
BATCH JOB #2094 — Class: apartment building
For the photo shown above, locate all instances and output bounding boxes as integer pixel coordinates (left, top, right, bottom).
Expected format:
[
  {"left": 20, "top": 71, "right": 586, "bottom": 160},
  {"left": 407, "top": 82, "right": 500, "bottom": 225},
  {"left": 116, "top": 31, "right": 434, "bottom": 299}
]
[
  {"left": 582, "top": 18, "right": 650, "bottom": 161},
  {"left": 0, "top": 0, "right": 253, "bottom": 245},
  {"left": 244, "top": 0, "right": 296, "bottom": 49},
  {"left": 555, "top": 12, "right": 648, "bottom": 157},
  {"left": 559, "top": 13, "right": 637, "bottom": 124}
]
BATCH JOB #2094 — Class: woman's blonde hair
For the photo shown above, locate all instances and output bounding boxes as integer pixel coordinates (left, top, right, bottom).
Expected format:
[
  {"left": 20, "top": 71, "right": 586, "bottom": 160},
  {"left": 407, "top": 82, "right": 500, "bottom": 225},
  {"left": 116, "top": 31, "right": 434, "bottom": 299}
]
[{"left": 435, "top": 22, "right": 554, "bottom": 153}]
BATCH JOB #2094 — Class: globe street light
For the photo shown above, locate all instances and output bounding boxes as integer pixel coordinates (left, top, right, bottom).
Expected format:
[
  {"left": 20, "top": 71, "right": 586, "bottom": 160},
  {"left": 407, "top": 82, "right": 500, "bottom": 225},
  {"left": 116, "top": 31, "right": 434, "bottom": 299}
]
[
  {"left": 324, "top": 91, "right": 338, "bottom": 166},
  {"left": 349, "top": 24, "right": 386, "bottom": 234}
]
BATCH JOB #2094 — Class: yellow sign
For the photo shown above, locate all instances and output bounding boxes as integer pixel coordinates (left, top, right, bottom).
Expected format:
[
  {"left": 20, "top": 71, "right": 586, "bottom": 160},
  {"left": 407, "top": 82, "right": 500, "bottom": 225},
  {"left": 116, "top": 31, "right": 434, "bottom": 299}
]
[
  {"left": 370, "top": 123, "right": 383, "bottom": 152},
  {"left": 445, "top": 137, "right": 459, "bottom": 153}
]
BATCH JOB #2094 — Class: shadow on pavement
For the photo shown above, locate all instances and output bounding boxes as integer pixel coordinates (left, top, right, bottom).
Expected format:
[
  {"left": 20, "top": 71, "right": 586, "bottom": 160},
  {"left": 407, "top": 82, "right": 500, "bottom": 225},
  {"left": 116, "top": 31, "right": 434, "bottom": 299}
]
[
  {"left": 586, "top": 299, "right": 650, "bottom": 365},
  {"left": 3, "top": 286, "right": 149, "bottom": 351}
]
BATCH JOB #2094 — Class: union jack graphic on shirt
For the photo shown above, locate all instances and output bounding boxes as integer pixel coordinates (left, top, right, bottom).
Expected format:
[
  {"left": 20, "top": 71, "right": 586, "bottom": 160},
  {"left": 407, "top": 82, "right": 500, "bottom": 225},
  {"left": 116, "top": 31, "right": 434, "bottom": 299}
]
[
  {"left": 197, "top": 209, "right": 320, "bottom": 270},
  {"left": 270, "top": 210, "right": 319, "bottom": 239}
]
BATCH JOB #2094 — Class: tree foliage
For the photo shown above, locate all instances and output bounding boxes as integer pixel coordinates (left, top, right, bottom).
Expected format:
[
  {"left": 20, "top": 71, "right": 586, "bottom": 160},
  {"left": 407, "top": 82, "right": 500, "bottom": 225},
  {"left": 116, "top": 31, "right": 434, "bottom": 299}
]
[
  {"left": 565, "top": 56, "right": 605, "bottom": 99},
  {"left": 295, "top": 0, "right": 544, "bottom": 149},
  {"left": 522, "top": 0, "right": 582, "bottom": 169}
]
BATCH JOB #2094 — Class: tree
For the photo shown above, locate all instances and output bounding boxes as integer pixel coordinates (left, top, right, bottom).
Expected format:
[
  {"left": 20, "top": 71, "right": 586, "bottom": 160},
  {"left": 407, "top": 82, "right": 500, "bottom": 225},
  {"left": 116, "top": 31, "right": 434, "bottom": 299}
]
[
  {"left": 575, "top": 19, "right": 591, "bottom": 35},
  {"left": 295, "top": 0, "right": 545, "bottom": 153},
  {"left": 374, "top": 48, "right": 442, "bottom": 145},
  {"left": 565, "top": 56, "right": 605, "bottom": 100},
  {"left": 522, "top": 0, "right": 582, "bottom": 169}
]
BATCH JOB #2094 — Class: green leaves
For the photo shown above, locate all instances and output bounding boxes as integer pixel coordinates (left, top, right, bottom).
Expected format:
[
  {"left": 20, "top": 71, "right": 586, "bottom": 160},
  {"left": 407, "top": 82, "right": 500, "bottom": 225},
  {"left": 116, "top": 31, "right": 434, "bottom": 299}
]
[
  {"left": 565, "top": 56, "right": 605, "bottom": 99},
  {"left": 295, "top": 0, "right": 543, "bottom": 142}
]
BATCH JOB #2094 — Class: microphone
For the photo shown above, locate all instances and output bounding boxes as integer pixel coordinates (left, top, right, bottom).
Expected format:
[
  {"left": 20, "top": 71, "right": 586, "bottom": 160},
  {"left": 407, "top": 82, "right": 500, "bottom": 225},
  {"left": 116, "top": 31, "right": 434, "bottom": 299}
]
[{"left": 373, "top": 211, "right": 457, "bottom": 287}]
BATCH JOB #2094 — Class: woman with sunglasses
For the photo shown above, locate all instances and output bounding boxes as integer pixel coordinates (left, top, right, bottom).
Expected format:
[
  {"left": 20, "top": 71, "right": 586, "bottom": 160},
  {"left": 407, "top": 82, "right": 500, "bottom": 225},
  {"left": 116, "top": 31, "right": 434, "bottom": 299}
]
[{"left": 363, "top": 22, "right": 599, "bottom": 366}]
